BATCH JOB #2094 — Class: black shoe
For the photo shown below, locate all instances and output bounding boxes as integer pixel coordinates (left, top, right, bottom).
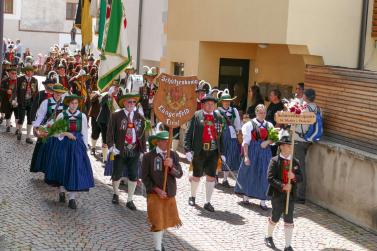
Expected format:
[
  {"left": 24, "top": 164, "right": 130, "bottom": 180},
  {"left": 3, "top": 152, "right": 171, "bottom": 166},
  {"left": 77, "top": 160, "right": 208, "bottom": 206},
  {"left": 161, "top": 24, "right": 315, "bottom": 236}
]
[
  {"left": 296, "top": 198, "right": 306, "bottom": 204},
  {"left": 91, "top": 148, "right": 96, "bottom": 155},
  {"left": 264, "top": 237, "right": 276, "bottom": 249},
  {"left": 126, "top": 201, "right": 137, "bottom": 211},
  {"left": 112, "top": 194, "right": 119, "bottom": 204},
  {"left": 59, "top": 192, "right": 66, "bottom": 203},
  {"left": 222, "top": 180, "right": 231, "bottom": 188},
  {"left": 68, "top": 199, "right": 77, "bottom": 209},
  {"left": 284, "top": 246, "right": 294, "bottom": 251},
  {"left": 204, "top": 202, "right": 215, "bottom": 212},
  {"left": 0, "top": 117, "right": 3, "bottom": 124},
  {"left": 16, "top": 132, "right": 21, "bottom": 140},
  {"left": 188, "top": 197, "right": 196, "bottom": 206},
  {"left": 260, "top": 203, "right": 269, "bottom": 211},
  {"left": 161, "top": 244, "right": 165, "bottom": 251},
  {"left": 6, "top": 126, "right": 10, "bottom": 132},
  {"left": 25, "top": 138, "right": 33, "bottom": 144}
]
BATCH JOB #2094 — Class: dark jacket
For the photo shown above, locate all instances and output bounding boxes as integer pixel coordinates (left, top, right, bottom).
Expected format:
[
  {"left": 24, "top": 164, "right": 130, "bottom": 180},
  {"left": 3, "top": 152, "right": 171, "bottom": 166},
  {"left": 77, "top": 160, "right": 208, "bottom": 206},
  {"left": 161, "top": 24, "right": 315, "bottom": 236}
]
[
  {"left": 16, "top": 75, "right": 38, "bottom": 107},
  {"left": 106, "top": 109, "right": 146, "bottom": 155},
  {"left": 184, "top": 110, "right": 225, "bottom": 156},
  {"left": 0, "top": 77, "right": 17, "bottom": 113},
  {"left": 267, "top": 156, "right": 303, "bottom": 199},
  {"left": 96, "top": 94, "right": 112, "bottom": 124},
  {"left": 88, "top": 93, "right": 100, "bottom": 118},
  {"left": 141, "top": 149, "right": 183, "bottom": 197}
]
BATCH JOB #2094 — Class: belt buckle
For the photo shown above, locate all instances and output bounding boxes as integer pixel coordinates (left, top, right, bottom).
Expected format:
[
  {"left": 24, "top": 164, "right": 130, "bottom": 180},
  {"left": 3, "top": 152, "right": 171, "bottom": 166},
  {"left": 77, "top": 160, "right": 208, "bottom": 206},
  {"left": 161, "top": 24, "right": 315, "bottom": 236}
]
[
  {"left": 126, "top": 144, "right": 135, "bottom": 150},
  {"left": 203, "top": 143, "right": 210, "bottom": 151}
]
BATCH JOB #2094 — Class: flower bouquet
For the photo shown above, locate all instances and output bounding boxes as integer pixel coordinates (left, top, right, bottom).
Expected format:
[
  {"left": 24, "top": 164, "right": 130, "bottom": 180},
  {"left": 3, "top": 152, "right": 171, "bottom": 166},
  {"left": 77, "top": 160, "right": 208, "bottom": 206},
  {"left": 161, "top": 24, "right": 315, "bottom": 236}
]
[
  {"left": 267, "top": 127, "right": 280, "bottom": 143},
  {"left": 287, "top": 102, "right": 307, "bottom": 115},
  {"left": 40, "top": 119, "right": 68, "bottom": 143}
]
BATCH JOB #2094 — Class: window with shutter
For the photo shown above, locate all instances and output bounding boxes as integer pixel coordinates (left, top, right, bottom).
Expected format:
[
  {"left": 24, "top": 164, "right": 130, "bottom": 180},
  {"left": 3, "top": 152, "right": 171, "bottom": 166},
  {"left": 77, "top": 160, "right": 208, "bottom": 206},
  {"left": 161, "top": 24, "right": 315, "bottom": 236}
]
[
  {"left": 372, "top": 0, "right": 377, "bottom": 38},
  {"left": 4, "top": 0, "right": 13, "bottom": 14}
]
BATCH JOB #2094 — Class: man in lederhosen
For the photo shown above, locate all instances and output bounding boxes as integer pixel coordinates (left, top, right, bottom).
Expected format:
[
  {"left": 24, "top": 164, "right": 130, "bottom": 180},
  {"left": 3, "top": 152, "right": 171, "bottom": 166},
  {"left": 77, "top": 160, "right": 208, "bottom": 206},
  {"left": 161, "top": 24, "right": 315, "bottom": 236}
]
[
  {"left": 140, "top": 66, "right": 158, "bottom": 124},
  {"left": 184, "top": 94, "right": 226, "bottom": 212},
  {"left": 106, "top": 93, "right": 146, "bottom": 211},
  {"left": 15, "top": 64, "right": 39, "bottom": 143},
  {"left": 0, "top": 65, "right": 18, "bottom": 132}
]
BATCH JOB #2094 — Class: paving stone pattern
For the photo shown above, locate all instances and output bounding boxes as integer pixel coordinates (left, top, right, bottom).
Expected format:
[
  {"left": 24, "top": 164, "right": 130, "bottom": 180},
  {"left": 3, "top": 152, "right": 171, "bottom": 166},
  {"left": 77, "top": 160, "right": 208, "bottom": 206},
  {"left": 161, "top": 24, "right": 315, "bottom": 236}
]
[{"left": 0, "top": 127, "right": 376, "bottom": 250}]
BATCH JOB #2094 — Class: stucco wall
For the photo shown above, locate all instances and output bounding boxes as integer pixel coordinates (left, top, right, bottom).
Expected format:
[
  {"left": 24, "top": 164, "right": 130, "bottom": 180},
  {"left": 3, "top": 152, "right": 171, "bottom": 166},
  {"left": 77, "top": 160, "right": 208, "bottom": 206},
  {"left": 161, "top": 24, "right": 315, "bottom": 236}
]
[{"left": 306, "top": 141, "right": 377, "bottom": 233}]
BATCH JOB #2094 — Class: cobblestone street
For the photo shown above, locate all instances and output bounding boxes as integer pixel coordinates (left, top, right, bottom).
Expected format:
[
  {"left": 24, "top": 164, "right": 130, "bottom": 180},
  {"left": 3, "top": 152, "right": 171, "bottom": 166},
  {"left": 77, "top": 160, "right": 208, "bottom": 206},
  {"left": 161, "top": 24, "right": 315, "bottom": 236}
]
[{"left": 0, "top": 127, "right": 376, "bottom": 251}]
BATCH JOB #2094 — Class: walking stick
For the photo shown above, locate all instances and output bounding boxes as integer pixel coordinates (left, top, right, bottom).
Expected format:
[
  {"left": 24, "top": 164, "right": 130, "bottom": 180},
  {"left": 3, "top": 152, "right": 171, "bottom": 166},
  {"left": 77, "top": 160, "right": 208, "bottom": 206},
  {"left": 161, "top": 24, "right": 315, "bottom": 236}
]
[
  {"left": 163, "top": 127, "right": 173, "bottom": 193},
  {"left": 285, "top": 124, "right": 296, "bottom": 214}
]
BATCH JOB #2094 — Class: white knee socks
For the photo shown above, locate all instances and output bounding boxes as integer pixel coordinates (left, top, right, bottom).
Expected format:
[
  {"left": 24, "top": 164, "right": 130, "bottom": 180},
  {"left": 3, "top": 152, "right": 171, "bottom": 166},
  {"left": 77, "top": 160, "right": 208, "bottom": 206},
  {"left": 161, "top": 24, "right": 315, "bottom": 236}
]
[
  {"left": 223, "top": 171, "right": 229, "bottom": 181},
  {"left": 26, "top": 124, "right": 32, "bottom": 138},
  {"left": 266, "top": 218, "right": 276, "bottom": 237},
  {"left": 68, "top": 192, "right": 76, "bottom": 200},
  {"left": 102, "top": 146, "right": 108, "bottom": 162},
  {"left": 190, "top": 180, "right": 199, "bottom": 198},
  {"left": 91, "top": 139, "right": 97, "bottom": 149},
  {"left": 6, "top": 119, "right": 10, "bottom": 127},
  {"left": 127, "top": 180, "right": 137, "bottom": 202},
  {"left": 59, "top": 186, "right": 66, "bottom": 193},
  {"left": 112, "top": 180, "right": 120, "bottom": 195},
  {"left": 152, "top": 231, "right": 164, "bottom": 251},
  {"left": 205, "top": 181, "right": 215, "bottom": 203},
  {"left": 284, "top": 223, "right": 294, "bottom": 248}
]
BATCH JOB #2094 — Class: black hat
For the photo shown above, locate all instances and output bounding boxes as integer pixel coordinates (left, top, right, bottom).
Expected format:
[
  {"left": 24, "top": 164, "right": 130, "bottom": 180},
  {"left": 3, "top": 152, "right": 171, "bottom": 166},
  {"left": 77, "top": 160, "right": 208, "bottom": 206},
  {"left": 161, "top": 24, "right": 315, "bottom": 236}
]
[
  {"left": 201, "top": 94, "right": 218, "bottom": 103},
  {"left": 277, "top": 130, "right": 292, "bottom": 145},
  {"left": 196, "top": 80, "right": 211, "bottom": 93},
  {"left": 304, "top": 89, "right": 316, "bottom": 102}
]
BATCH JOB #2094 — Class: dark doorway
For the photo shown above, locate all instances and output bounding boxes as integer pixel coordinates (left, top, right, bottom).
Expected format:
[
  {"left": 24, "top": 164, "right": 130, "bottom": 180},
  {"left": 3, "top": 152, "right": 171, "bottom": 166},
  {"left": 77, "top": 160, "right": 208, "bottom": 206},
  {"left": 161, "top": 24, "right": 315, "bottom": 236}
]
[{"left": 218, "top": 58, "right": 250, "bottom": 111}]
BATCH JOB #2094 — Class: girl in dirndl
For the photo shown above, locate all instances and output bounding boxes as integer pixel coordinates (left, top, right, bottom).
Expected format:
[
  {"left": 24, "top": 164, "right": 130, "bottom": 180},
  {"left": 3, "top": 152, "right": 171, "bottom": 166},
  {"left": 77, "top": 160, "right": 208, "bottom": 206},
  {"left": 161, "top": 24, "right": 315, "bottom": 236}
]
[
  {"left": 217, "top": 89, "right": 241, "bottom": 187},
  {"left": 45, "top": 94, "right": 94, "bottom": 209},
  {"left": 235, "top": 104, "right": 274, "bottom": 210}
]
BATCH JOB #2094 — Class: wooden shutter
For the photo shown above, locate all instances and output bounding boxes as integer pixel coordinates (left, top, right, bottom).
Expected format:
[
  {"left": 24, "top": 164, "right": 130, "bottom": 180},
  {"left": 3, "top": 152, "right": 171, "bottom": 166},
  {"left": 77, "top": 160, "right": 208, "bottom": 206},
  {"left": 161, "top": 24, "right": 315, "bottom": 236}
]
[{"left": 305, "top": 65, "right": 377, "bottom": 154}]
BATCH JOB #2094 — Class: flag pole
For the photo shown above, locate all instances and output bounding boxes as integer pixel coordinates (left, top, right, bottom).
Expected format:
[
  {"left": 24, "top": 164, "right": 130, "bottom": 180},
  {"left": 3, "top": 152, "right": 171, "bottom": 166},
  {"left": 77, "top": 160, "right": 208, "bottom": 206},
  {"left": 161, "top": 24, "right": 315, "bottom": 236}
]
[
  {"left": 163, "top": 127, "right": 173, "bottom": 193},
  {"left": 285, "top": 124, "right": 296, "bottom": 214}
]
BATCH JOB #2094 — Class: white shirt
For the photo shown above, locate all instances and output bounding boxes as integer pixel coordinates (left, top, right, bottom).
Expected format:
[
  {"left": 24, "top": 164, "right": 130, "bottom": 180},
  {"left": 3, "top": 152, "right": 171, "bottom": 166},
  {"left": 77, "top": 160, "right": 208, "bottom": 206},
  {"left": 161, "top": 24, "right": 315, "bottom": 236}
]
[
  {"left": 56, "top": 110, "right": 89, "bottom": 147},
  {"left": 156, "top": 146, "right": 167, "bottom": 159},
  {"left": 241, "top": 118, "right": 273, "bottom": 146},
  {"left": 279, "top": 154, "right": 292, "bottom": 160},
  {"left": 33, "top": 98, "right": 63, "bottom": 127},
  {"left": 124, "top": 109, "right": 137, "bottom": 144}
]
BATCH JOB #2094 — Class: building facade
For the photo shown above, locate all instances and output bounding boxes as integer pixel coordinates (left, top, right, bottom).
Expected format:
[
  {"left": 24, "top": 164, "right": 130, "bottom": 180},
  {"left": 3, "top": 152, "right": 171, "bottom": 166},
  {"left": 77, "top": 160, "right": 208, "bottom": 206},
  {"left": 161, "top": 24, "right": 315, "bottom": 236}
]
[{"left": 161, "top": 0, "right": 377, "bottom": 110}]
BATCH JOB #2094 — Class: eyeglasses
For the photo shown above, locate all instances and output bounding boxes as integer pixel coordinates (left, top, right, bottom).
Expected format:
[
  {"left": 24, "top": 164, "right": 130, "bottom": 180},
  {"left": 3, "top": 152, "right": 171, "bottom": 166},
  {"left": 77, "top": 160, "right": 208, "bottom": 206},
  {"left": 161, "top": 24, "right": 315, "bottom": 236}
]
[{"left": 127, "top": 100, "right": 137, "bottom": 104}]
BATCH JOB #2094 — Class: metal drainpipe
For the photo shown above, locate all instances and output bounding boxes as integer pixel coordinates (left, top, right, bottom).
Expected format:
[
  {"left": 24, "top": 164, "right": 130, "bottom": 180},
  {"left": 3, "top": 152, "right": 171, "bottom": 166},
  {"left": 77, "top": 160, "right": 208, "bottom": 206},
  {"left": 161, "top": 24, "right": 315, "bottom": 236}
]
[
  {"left": 136, "top": 0, "right": 143, "bottom": 74},
  {"left": 358, "top": 0, "right": 369, "bottom": 70},
  {"left": 0, "top": 0, "right": 4, "bottom": 77}
]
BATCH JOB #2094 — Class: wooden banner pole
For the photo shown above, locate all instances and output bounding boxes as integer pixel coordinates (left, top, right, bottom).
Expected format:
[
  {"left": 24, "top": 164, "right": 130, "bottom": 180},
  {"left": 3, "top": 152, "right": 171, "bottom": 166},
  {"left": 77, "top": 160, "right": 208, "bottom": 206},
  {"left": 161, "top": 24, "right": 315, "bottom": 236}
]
[
  {"left": 163, "top": 127, "right": 173, "bottom": 193},
  {"left": 285, "top": 124, "right": 296, "bottom": 214}
]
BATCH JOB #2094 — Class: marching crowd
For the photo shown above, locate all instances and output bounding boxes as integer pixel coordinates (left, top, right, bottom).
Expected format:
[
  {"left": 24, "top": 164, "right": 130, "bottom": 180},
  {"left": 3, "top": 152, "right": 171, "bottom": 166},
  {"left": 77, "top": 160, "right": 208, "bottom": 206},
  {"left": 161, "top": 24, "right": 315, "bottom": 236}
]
[{"left": 0, "top": 44, "right": 322, "bottom": 251}]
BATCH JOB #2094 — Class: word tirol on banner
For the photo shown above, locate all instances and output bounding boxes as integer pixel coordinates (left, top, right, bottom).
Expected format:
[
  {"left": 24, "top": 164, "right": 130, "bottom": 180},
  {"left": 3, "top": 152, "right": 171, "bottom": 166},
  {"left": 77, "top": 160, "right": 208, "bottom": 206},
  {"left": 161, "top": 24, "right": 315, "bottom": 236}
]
[{"left": 154, "top": 73, "right": 199, "bottom": 128}]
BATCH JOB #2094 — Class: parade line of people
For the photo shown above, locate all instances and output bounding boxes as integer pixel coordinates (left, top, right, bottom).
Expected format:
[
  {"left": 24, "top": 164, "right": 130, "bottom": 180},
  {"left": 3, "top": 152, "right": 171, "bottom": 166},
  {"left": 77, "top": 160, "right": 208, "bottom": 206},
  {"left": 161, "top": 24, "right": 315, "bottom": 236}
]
[{"left": 0, "top": 47, "right": 322, "bottom": 251}]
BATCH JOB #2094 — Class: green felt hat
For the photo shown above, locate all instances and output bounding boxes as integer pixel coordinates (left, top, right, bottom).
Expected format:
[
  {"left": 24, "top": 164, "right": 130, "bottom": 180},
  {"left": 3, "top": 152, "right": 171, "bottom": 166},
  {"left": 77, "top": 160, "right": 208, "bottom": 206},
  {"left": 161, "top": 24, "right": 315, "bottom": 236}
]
[
  {"left": 63, "top": 94, "right": 84, "bottom": 107},
  {"left": 143, "top": 66, "right": 158, "bottom": 77},
  {"left": 219, "top": 88, "right": 237, "bottom": 102},
  {"left": 118, "top": 93, "right": 140, "bottom": 108},
  {"left": 22, "top": 64, "right": 35, "bottom": 72},
  {"left": 50, "top": 83, "right": 68, "bottom": 94},
  {"left": 148, "top": 131, "right": 169, "bottom": 147}
]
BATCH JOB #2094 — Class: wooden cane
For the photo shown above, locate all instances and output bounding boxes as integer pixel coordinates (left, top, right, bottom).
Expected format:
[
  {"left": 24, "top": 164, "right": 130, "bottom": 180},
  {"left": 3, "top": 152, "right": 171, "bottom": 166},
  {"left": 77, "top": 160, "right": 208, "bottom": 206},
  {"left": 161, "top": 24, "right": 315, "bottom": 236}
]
[
  {"left": 285, "top": 124, "right": 296, "bottom": 214},
  {"left": 163, "top": 127, "right": 174, "bottom": 192}
]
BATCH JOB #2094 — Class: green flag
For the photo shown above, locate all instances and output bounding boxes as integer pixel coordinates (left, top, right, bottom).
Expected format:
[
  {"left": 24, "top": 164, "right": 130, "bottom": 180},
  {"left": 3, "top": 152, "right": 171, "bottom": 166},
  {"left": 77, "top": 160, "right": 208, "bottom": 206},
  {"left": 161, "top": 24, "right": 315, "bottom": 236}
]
[{"left": 97, "top": 0, "right": 131, "bottom": 91}]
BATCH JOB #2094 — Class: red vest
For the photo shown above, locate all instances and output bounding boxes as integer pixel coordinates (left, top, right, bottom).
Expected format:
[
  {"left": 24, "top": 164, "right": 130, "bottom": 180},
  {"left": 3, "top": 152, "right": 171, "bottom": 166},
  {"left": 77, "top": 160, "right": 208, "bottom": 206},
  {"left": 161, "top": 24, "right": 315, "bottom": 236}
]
[{"left": 202, "top": 114, "right": 217, "bottom": 143}]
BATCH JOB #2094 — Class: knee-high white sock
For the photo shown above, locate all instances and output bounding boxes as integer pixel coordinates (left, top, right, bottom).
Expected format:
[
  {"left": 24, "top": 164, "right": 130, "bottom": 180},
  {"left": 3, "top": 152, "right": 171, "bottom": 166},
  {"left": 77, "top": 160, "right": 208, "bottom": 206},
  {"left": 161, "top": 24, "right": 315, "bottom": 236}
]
[
  {"left": 26, "top": 124, "right": 32, "bottom": 137},
  {"left": 260, "top": 200, "right": 267, "bottom": 206},
  {"left": 152, "top": 231, "right": 164, "bottom": 251},
  {"left": 190, "top": 180, "right": 199, "bottom": 198},
  {"left": 127, "top": 180, "right": 137, "bottom": 202},
  {"left": 59, "top": 186, "right": 66, "bottom": 193},
  {"left": 266, "top": 218, "right": 276, "bottom": 237},
  {"left": 284, "top": 223, "right": 294, "bottom": 247},
  {"left": 102, "top": 146, "right": 108, "bottom": 162},
  {"left": 243, "top": 195, "right": 249, "bottom": 202},
  {"left": 205, "top": 181, "right": 215, "bottom": 203},
  {"left": 112, "top": 180, "right": 120, "bottom": 195},
  {"left": 91, "top": 138, "right": 97, "bottom": 149},
  {"left": 223, "top": 171, "right": 229, "bottom": 181},
  {"left": 6, "top": 119, "right": 10, "bottom": 127},
  {"left": 68, "top": 192, "right": 76, "bottom": 200}
]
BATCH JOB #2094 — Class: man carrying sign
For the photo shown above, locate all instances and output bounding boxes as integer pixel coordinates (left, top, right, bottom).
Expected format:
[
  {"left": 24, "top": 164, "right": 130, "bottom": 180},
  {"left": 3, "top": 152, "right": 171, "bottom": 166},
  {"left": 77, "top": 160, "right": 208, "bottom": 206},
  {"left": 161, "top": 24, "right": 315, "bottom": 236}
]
[
  {"left": 142, "top": 131, "right": 183, "bottom": 251},
  {"left": 184, "top": 94, "right": 226, "bottom": 212}
]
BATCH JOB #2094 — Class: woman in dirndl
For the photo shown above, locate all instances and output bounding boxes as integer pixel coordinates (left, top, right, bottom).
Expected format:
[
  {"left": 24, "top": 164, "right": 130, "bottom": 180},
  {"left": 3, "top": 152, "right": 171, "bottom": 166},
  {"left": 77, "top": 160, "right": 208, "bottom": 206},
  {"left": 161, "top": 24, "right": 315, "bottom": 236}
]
[
  {"left": 235, "top": 104, "right": 274, "bottom": 210},
  {"left": 217, "top": 89, "right": 241, "bottom": 187},
  {"left": 45, "top": 94, "right": 94, "bottom": 209}
]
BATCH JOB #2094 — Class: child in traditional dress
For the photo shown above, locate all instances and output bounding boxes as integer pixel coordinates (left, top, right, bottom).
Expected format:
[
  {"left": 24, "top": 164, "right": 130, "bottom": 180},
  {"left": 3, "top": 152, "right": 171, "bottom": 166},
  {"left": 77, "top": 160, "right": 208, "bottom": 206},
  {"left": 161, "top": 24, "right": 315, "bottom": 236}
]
[
  {"left": 265, "top": 131, "right": 303, "bottom": 251},
  {"left": 142, "top": 131, "right": 183, "bottom": 251}
]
